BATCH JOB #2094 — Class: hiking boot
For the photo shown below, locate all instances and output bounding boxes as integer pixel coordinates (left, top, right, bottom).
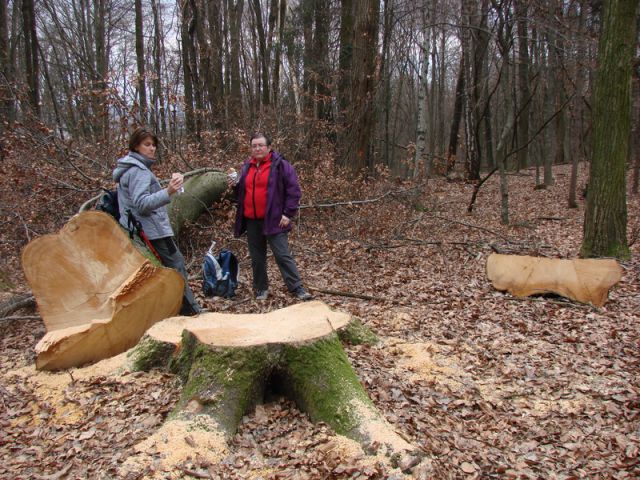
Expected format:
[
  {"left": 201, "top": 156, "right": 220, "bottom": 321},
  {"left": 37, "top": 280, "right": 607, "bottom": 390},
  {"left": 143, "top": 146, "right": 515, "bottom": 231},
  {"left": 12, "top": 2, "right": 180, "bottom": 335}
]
[
  {"left": 293, "top": 287, "right": 313, "bottom": 301},
  {"left": 255, "top": 289, "right": 269, "bottom": 300}
]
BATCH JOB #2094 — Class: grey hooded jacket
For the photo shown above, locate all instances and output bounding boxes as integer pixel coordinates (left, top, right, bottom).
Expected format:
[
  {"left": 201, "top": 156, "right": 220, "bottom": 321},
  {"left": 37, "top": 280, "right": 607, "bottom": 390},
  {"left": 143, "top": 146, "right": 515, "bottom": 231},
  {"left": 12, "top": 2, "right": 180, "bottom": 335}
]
[{"left": 112, "top": 152, "right": 174, "bottom": 240}]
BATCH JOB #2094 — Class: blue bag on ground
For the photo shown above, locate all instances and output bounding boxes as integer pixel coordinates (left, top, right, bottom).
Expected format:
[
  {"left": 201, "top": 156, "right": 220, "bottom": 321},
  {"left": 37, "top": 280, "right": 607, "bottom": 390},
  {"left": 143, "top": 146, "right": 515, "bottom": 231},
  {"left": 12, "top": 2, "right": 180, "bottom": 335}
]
[{"left": 203, "top": 245, "right": 239, "bottom": 298}]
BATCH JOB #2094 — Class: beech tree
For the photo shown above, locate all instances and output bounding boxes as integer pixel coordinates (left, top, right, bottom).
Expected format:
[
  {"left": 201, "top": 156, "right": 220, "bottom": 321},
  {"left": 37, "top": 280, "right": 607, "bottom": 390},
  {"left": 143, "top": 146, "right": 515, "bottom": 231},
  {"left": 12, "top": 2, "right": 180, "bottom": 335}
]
[{"left": 581, "top": 0, "right": 638, "bottom": 259}]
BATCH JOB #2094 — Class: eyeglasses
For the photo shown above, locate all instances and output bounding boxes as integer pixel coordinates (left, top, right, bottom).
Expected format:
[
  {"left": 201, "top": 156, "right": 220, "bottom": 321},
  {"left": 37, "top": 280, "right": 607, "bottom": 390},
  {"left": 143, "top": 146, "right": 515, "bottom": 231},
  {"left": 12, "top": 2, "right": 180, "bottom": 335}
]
[{"left": 251, "top": 143, "right": 267, "bottom": 149}]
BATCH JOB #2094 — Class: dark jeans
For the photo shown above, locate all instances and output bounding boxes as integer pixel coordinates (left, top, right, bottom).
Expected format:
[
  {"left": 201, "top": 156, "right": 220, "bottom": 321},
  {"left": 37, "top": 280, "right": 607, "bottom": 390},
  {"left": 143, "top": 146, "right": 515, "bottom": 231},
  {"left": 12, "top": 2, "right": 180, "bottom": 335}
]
[
  {"left": 246, "top": 219, "right": 302, "bottom": 293},
  {"left": 150, "top": 236, "right": 201, "bottom": 315}
]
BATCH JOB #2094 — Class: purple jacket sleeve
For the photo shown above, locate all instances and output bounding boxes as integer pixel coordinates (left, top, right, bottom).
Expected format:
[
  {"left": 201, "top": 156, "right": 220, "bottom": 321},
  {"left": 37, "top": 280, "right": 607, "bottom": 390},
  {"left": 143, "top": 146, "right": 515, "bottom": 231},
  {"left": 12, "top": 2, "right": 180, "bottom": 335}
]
[{"left": 281, "top": 160, "right": 301, "bottom": 219}]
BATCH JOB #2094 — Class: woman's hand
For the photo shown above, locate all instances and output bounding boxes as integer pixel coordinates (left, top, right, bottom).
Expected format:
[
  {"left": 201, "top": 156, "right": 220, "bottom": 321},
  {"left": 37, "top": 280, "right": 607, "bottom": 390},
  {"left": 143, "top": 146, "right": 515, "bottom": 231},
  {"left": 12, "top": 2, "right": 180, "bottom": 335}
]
[
  {"left": 226, "top": 168, "right": 238, "bottom": 189},
  {"left": 167, "top": 173, "right": 184, "bottom": 195},
  {"left": 279, "top": 215, "right": 291, "bottom": 228}
]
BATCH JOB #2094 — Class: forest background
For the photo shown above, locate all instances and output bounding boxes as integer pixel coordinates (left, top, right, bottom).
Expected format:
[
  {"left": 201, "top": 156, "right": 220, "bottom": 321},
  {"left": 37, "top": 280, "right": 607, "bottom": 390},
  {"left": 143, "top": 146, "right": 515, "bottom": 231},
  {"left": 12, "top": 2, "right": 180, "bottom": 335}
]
[{"left": 1, "top": 0, "right": 640, "bottom": 478}]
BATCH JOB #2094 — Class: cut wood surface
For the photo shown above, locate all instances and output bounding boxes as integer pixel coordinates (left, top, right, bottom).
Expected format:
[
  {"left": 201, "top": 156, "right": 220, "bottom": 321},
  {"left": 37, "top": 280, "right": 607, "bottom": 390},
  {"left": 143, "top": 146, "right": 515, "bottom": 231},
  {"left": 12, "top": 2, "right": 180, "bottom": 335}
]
[
  {"left": 22, "top": 211, "right": 184, "bottom": 370},
  {"left": 486, "top": 253, "right": 623, "bottom": 307},
  {"left": 128, "top": 301, "right": 421, "bottom": 470},
  {"left": 141, "top": 300, "right": 351, "bottom": 346}
]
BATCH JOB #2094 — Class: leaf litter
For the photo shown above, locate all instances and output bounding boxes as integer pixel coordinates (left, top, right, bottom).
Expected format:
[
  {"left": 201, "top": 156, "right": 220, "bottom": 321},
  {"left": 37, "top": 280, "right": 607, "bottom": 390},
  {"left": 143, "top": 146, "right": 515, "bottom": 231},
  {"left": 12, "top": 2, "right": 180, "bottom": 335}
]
[{"left": 1, "top": 163, "right": 639, "bottom": 478}]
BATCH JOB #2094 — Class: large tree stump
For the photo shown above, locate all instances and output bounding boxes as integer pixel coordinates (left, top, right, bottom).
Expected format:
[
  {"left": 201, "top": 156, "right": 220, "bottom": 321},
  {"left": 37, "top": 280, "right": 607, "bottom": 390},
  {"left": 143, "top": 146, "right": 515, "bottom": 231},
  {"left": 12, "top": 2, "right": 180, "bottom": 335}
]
[
  {"left": 486, "top": 253, "right": 623, "bottom": 307},
  {"left": 128, "top": 301, "right": 422, "bottom": 469},
  {"left": 22, "top": 211, "right": 184, "bottom": 370}
]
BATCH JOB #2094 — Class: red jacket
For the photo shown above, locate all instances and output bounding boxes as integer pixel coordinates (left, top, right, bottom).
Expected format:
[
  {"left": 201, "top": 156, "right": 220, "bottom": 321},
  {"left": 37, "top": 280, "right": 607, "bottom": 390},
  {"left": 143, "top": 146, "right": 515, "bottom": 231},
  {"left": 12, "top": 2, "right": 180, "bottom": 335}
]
[
  {"left": 243, "top": 153, "right": 272, "bottom": 219},
  {"left": 234, "top": 150, "right": 302, "bottom": 237}
]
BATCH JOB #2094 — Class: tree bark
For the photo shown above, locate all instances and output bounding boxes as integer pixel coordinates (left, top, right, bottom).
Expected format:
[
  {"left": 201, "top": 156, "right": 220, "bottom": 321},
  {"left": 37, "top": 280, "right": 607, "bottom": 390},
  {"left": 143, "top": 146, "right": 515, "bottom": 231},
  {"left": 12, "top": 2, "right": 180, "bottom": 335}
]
[
  {"left": 581, "top": 0, "right": 637, "bottom": 259},
  {"left": 0, "top": 0, "right": 14, "bottom": 131},
  {"left": 151, "top": 0, "right": 167, "bottom": 136},
  {"left": 22, "top": 0, "right": 40, "bottom": 118},
  {"left": 446, "top": 60, "right": 465, "bottom": 175},
  {"left": 135, "top": 0, "right": 148, "bottom": 121},
  {"left": 228, "top": 0, "right": 244, "bottom": 122},
  {"left": 514, "top": 0, "right": 530, "bottom": 171},
  {"left": 168, "top": 171, "right": 229, "bottom": 236},
  {"left": 413, "top": 22, "right": 430, "bottom": 178},
  {"left": 180, "top": 0, "right": 197, "bottom": 137}
]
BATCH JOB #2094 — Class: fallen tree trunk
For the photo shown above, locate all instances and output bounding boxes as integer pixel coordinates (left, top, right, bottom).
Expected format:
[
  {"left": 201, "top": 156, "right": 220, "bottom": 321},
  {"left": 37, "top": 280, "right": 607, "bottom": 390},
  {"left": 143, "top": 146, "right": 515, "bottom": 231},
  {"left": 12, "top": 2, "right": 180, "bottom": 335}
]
[
  {"left": 167, "top": 170, "right": 228, "bottom": 236},
  {"left": 486, "top": 253, "right": 623, "bottom": 307},
  {"left": 22, "top": 212, "right": 184, "bottom": 370},
  {"left": 127, "top": 301, "right": 422, "bottom": 470}
]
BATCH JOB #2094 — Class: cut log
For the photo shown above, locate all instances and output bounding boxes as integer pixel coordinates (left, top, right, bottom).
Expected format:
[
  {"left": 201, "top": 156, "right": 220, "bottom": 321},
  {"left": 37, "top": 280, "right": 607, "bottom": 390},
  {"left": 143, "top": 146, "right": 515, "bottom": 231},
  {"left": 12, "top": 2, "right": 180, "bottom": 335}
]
[
  {"left": 22, "top": 211, "right": 184, "bottom": 370},
  {"left": 128, "top": 301, "right": 421, "bottom": 469},
  {"left": 167, "top": 171, "right": 227, "bottom": 236},
  {"left": 486, "top": 253, "right": 623, "bottom": 307}
]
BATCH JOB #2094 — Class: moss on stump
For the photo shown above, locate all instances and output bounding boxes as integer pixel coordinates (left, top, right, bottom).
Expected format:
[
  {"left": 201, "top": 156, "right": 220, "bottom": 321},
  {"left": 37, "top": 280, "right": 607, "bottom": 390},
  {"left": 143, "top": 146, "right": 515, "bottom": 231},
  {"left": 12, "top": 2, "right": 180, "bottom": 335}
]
[{"left": 127, "top": 302, "right": 421, "bottom": 468}]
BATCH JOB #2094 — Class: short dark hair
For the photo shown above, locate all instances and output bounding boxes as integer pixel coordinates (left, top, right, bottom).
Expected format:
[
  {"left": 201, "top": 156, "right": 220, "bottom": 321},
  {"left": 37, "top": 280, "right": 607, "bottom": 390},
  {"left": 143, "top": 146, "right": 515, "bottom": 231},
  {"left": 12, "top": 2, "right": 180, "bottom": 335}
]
[
  {"left": 250, "top": 132, "right": 271, "bottom": 146},
  {"left": 129, "top": 127, "right": 158, "bottom": 152}
]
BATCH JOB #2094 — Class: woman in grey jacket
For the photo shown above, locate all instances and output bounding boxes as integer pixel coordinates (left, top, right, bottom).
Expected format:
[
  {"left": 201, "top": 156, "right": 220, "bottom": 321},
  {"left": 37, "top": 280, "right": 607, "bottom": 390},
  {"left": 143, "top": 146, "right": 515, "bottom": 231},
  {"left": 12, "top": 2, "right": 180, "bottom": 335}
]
[{"left": 113, "top": 127, "right": 201, "bottom": 315}]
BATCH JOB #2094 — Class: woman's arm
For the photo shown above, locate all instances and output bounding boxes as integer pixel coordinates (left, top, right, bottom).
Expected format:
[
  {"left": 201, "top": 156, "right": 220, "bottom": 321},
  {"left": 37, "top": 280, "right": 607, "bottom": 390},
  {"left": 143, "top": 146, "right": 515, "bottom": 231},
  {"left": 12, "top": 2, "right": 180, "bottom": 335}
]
[{"left": 128, "top": 168, "right": 171, "bottom": 216}]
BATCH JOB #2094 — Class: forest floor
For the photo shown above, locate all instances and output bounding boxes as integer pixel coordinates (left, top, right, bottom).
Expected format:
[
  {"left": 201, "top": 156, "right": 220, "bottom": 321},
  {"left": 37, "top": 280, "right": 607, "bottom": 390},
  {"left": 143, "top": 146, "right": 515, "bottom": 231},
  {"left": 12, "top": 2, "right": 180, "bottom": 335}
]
[{"left": 1, "top": 162, "right": 639, "bottom": 479}]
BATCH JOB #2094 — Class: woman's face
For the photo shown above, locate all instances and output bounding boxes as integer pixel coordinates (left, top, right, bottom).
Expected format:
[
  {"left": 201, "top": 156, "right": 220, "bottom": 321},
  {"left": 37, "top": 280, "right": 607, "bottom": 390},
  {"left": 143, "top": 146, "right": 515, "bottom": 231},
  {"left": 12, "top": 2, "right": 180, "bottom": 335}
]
[
  {"left": 250, "top": 136, "right": 270, "bottom": 160},
  {"left": 135, "top": 136, "right": 157, "bottom": 159}
]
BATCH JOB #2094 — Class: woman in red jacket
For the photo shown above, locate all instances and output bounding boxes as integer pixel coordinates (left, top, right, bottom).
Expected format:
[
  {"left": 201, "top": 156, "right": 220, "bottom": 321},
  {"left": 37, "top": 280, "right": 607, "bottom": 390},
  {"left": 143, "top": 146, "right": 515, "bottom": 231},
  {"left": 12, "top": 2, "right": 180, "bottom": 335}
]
[{"left": 229, "top": 133, "right": 312, "bottom": 301}]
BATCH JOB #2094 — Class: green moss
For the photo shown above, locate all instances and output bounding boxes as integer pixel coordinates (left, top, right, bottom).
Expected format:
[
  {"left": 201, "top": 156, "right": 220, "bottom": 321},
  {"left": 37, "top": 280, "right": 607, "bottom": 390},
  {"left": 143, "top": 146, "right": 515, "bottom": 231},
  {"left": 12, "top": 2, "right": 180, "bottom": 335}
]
[
  {"left": 127, "top": 336, "right": 176, "bottom": 372},
  {"left": 338, "top": 318, "right": 379, "bottom": 346},
  {"left": 281, "top": 334, "right": 376, "bottom": 436},
  {"left": 171, "top": 331, "right": 277, "bottom": 435},
  {"left": 580, "top": 241, "right": 631, "bottom": 261}
]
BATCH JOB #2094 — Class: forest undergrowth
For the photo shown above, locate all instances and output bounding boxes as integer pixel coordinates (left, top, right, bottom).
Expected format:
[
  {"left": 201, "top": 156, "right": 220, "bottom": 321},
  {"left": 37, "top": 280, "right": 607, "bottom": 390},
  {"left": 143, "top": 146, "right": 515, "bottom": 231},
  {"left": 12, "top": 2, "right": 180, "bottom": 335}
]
[{"left": 1, "top": 140, "right": 639, "bottom": 479}]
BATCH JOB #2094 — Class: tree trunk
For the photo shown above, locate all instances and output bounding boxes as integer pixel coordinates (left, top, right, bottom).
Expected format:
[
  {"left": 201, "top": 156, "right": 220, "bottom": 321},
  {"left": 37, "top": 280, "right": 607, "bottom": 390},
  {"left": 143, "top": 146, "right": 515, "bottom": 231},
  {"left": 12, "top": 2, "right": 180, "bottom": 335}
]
[
  {"left": 250, "top": 0, "right": 270, "bottom": 107},
  {"left": 228, "top": 0, "right": 244, "bottom": 122},
  {"left": 461, "top": 0, "right": 481, "bottom": 181},
  {"left": 22, "top": 0, "right": 40, "bottom": 118},
  {"left": 494, "top": 0, "right": 515, "bottom": 225},
  {"left": 337, "top": 0, "right": 354, "bottom": 168},
  {"left": 413, "top": 24, "right": 430, "bottom": 178},
  {"left": 0, "top": 0, "right": 14, "bottom": 131},
  {"left": 271, "top": 0, "right": 286, "bottom": 107},
  {"left": 151, "top": 0, "right": 167, "bottom": 136},
  {"left": 168, "top": 170, "right": 229, "bottom": 237},
  {"left": 128, "top": 302, "right": 422, "bottom": 470},
  {"left": 313, "top": 0, "right": 330, "bottom": 121},
  {"left": 207, "top": 0, "right": 225, "bottom": 123},
  {"left": 180, "top": 1, "right": 197, "bottom": 136},
  {"left": 514, "top": 0, "right": 530, "bottom": 171},
  {"left": 581, "top": 0, "right": 637, "bottom": 259},
  {"left": 446, "top": 60, "right": 465, "bottom": 175},
  {"left": 631, "top": 53, "right": 639, "bottom": 194},
  {"left": 135, "top": 0, "right": 148, "bottom": 122},
  {"left": 568, "top": 1, "right": 589, "bottom": 208},
  {"left": 94, "top": 0, "right": 109, "bottom": 141}
]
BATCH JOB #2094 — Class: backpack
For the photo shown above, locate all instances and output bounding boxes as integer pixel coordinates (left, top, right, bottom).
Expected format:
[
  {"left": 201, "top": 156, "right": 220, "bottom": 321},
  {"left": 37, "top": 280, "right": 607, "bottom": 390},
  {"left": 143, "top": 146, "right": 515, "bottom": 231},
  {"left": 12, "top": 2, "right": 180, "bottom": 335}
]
[
  {"left": 96, "top": 188, "right": 120, "bottom": 221},
  {"left": 203, "top": 248, "right": 239, "bottom": 298}
]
